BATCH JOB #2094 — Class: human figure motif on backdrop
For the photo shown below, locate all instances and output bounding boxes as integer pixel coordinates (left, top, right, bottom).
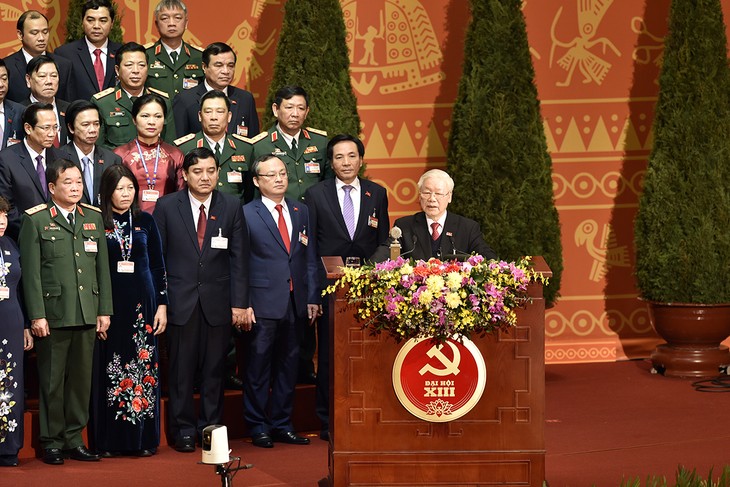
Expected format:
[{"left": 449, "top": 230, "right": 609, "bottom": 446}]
[
  {"left": 89, "top": 164, "right": 167, "bottom": 458},
  {"left": 356, "top": 11, "right": 384, "bottom": 66},
  {"left": 113, "top": 93, "right": 185, "bottom": 213},
  {"left": 0, "top": 196, "right": 33, "bottom": 467}
]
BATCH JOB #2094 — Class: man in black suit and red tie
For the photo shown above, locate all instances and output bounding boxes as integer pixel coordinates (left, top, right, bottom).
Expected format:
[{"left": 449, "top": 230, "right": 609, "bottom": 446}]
[
  {"left": 371, "top": 169, "right": 498, "bottom": 263},
  {"left": 172, "top": 42, "right": 259, "bottom": 139},
  {"left": 153, "top": 146, "right": 249, "bottom": 453},
  {"left": 5, "top": 10, "right": 74, "bottom": 103},
  {"left": 54, "top": 0, "right": 122, "bottom": 103},
  {"left": 0, "top": 103, "right": 63, "bottom": 240},
  {"left": 303, "top": 134, "right": 390, "bottom": 441}
]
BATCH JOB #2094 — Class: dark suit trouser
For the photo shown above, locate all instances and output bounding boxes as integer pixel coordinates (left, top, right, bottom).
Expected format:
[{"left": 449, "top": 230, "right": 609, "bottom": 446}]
[
  {"left": 243, "top": 296, "right": 300, "bottom": 435},
  {"left": 167, "top": 301, "right": 231, "bottom": 440},
  {"left": 35, "top": 325, "right": 95, "bottom": 449},
  {"left": 315, "top": 298, "right": 331, "bottom": 432}
]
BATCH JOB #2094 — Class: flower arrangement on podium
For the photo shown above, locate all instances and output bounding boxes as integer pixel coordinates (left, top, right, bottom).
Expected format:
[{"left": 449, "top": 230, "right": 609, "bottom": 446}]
[{"left": 324, "top": 254, "right": 547, "bottom": 344}]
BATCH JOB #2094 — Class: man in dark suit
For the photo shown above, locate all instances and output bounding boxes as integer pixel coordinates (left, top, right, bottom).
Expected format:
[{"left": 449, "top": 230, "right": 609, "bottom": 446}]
[
  {"left": 241, "top": 154, "right": 319, "bottom": 448},
  {"left": 60, "top": 100, "right": 121, "bottom": 205},
  {"left": 54, "top": 0, "right": 122, "bottom": 102},
  {"left": 304, "top": 134, "right": 390, "bottom": 441},
  {"left": 372, "top": 169, "right": 498, "bottom": 262},
  {"left": 173, "top": 42, "right": 259, "bottom": 139},
  {"left": 153, "top": 147, "right": 249, "bottom": 453},
  {"left": 20, "top": 158, "right": 112, "bottom": 465},
  {"left": 20, "top": 56, "right": 69, "bottom": 147},
  {"left": 0, "top": 59, "right": 25, "bottom": 148},
  {"left": 6, "top": 10, "right": 74, "bottom": 103},
  {"left": 0, "top": 103, "right": 63, "bottom": 240}
]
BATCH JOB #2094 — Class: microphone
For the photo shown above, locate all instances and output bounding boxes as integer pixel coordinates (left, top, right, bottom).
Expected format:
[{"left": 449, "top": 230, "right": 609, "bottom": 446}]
[
  {"left": 400, "top": 234, "right": 418, "bottom": 258},
  {"left": 389, "top": 226, "right": 402, "bottom": 260},
  {"left": 443, "top": 233, "right": 471, "bottom": 261}
]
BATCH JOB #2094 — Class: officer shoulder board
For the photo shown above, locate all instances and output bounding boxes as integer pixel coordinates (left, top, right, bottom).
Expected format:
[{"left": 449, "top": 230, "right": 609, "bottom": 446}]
[
  {"left": 249, "top": 132, "right": 268, "bottom": 144},
  {"left": 25, "top": 203, "right": 47, "bottom": 215},
  {"left": 143, "top": 41, "right": 156, "bottom": 50},
  {"left": 188, "top": 43, "right": 204, "bottom": 52},
  {"left": 231, "top": 133, "right": 254, "bottom": 144},
  {"left": 305, "top": 127, "right": 328, "bottom": 137},
  {"left": 80, "top": 203, "right": 101, "bottom": 213},
  {"left": 174, "top": 133, "right": 196, "bottom": 146},
  {"left": 93, "top": 87, "right": 115, "bottom": 100},
  {"left": 147, "top": 87, "right": 170, "bottom": 99}
]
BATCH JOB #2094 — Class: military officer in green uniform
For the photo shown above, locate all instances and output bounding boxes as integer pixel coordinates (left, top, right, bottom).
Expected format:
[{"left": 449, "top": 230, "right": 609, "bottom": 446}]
[
  {"left": 174, "top": 90, "right": 254, "bottom": 202},
  {"left": 145, "top": 0, "right": 204, "bottom": 98},
  {"left": 92, "top": 42, "right": 176, "bottom": 148},
  {"left": 251, "top": 85, "right": 331, "bottom": 203},
  {"left": 20, "top": 158, "right": 113, "bottom": 465}
]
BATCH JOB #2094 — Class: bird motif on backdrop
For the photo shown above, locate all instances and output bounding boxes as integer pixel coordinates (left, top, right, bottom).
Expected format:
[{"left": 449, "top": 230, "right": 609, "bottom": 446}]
[{"left": 575, "top": 220, "right": 630, "bottom": 282}]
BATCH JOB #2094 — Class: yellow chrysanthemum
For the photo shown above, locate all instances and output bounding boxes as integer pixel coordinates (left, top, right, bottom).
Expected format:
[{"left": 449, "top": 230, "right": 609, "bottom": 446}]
[
  {"left": 425, "top": 275, "right": 444, "bottom": 293},
  {"left": 445, "top": 292, "right": 461, "bottom": 309},
  {"left": 419, "top": 290, "right": 434, "bottom": 305},
  {"left": 445, "top": 272, "right": 462, "bottom": 290}
]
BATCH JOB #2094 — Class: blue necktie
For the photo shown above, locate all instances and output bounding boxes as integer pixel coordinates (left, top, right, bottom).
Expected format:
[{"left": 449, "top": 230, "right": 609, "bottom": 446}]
[
  {"left": 82, "top": 156, "right": 94, "bottom": 200},
  {"left": 343, "top": 185, "right": 355, "bottom": 239}
]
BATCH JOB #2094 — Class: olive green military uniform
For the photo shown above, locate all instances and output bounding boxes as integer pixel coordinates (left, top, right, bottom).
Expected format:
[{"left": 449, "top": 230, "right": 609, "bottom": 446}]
[
  {"left": 92, "top": 85, "right": 176, "bottom": 149},
  {"left": 251, "top": 125, "right": 331, "bottom": 202},
  {"left": 175, "top": 131, "right": 255, "bottom": 202},
  {"left": 19, "top": 202, "right": 113, "bottom": 450},
  {"left": 145, "top": 40, "right": 204, "bottom": 98}
]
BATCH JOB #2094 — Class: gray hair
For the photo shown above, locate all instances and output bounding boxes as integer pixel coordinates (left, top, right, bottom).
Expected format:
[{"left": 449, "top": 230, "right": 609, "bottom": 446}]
[
  {"left": 154, "top": 0, "right": 187, "bottom": 17},
  {"left": 417, "top": 169, "right": 454, "bottom": 193}
]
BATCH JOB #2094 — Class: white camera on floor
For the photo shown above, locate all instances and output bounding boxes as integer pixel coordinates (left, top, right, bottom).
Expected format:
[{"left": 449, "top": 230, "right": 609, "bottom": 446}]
[{"left": 201, "top": 424, "right": 231, "bottom": 464}]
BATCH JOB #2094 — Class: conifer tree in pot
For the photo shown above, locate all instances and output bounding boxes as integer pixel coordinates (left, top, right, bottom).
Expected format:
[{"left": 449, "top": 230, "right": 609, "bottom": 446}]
[
  {"left": 447, "top": 0, "right": 563, "bottom": 307},
  {"left": 634, "top": 0, "right": 730, "bottom": 377}
]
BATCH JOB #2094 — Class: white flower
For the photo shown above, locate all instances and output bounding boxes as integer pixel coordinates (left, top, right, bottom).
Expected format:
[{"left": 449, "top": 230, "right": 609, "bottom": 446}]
[
  {"left": 0, "top": 403, "right": 10, "bottom": 416},
  {"left": 0, "top": 392, "right": 11, "bottom": 403},
  {"left": 1, "top": 339, "right": 5, "bottom": 345},
  {"left": 7, "top": 419, "right": 16, "bottom": 432},
  {"left": 5, "top": 353, "right": 11, "bottom": 359},
  {"left": 0, "top": 370, "right": 5, "bottom": 381}
]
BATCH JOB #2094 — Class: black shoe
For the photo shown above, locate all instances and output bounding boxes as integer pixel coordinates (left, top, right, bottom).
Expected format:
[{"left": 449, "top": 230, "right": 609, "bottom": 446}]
[
  {"left": 225, "top": 374, "right": 244, "bottom": 390},
  {"left": 174, "top": 435, "right": 195, "bottom": 453},
  {"left": 135, "top": 449, "right": 156, "bottom": 457},
  {"left": 42, "top": 448, "right": 64, "bottom": 465},
  {"left": 297, "top": 372, "right": 317, "bottom": 384},
  {"left": 272, "top": 430, "right": 310, "bottom": 445},
  {"left": 319, "top": 430, "right": 330, "bottom": 441},
  {"left": 98, "top": 451, "right": 121, "bottom": 458},
  {"left": 63, "top": 445, "right": 101, "bottom": 462},
  {"left": 0, "top": 454, "right": 19, "bottom": 466},
  {"left": 250, "top": 432, "right": 273, "bottom": 448}
]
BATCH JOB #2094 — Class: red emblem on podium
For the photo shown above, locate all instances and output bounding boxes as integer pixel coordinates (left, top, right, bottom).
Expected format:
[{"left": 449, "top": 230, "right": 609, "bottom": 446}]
[{"left": 392, "top": 337, "right": 486, "bottom": 422}]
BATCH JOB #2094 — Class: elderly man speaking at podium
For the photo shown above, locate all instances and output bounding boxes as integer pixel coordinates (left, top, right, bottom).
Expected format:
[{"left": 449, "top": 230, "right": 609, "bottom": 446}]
[{"left": 371, "top": 169, "right": 497, "bottom": 262}]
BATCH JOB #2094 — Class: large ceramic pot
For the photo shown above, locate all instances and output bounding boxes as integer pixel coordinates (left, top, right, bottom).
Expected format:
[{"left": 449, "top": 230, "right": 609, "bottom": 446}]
[{"left": 647, "top": 301, "right": 730, "bottom": 378}]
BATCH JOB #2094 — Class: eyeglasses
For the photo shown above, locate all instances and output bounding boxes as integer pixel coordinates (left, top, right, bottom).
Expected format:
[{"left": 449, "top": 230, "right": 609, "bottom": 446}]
[
  {"left": 419, "top": 191, "right": 451, "bottom": 200},
  {"left": 257, "top": 171, "right": 287, "bottom": 180},
  {"left": 35, "top": 125, "right": 59, "bottom": 133}
]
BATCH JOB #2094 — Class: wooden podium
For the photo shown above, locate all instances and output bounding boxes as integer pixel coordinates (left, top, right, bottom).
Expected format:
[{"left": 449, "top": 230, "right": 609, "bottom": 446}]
[{"left": 322, "top": 256, "right": 551, "bottom": 486}]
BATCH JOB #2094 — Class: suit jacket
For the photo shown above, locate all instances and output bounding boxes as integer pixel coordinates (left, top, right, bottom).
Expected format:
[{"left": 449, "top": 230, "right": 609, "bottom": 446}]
[
  {"left": 153, "top": 189, "right": 248, "bottom": 326},
  {"left": 59, "top": 142, "right": 122, "bottom": 205},
  {"left": 172, "top": 84, "right": 259, "bottom": 139},
  {"left": 1, "top": 99, "right": 25, "bottom": 148},
  {"left": 371, "top": 211, "right": 498, "bottom": 262},
  {"left": 0, "top": 143, "right": 63, "bottom": 240},
  {"left": 243, "top": 198, "right": 318, "bottom": 320},
  {"left": 5, "top": 49, "right": 75, "bottom": 103},
  {"left": 20, "top": 98, "right": 70, "bottom": 147},
  {"left": 19, "top": 202, "right": 113, "bottom": 327},
  {"left": 54, "top": 39, "right": 122, "bottom": 102},
  {"left": 304, "top": 177, "right": 389, "bottom": 296}
]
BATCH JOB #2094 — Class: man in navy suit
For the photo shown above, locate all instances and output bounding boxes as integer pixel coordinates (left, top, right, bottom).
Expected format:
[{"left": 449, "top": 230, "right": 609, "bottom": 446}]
[
  {"left": 0, "top": 59, "right": 25, "bottom": 148},
  {"left": 153, "top": 146, "right": 249, "bottom": 453},
  {"left": 0, "top": 103, "right": 63, "bottom": 240},
  {"left": 20, "top": 56, "right": 70, "bottom": 147},
  {"left": 59, "top": 100, "right": 121, "bottom": 205},
  {"left": 172, "top": 42, "right": 259, "bottom": 139},
  {"left": 5, "top": 10, "right": 74, "bottom": 103},
  {"left": 241, "top": 154, "right": 318, "bottom": 448},
  {"left": 304, "top": 134, "right": 390, "bottom": 440},
  {"left": 371, "top": 169, "right": 498, "bottom": 262},
  {"left": 54, "top": 0, "right": 122, "bottom": 102}
]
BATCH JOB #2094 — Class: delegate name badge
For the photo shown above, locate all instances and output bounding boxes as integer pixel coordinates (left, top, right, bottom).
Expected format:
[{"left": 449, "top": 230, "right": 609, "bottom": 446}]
[
  {"left": 299, "top": 231, "right": 308, "bottom": 246},
  {"left": 227, "top": 171, "right": 243, "bottom": 183},
  {"left": 392, "top": 337, "right": 486, "bottom": 422},
  {"left": 6, "top": 138, "right": 20, "bottom": 146},
  {"left": 0, "top": 286, "right": 9, "bottom": 300},
  {"left": 117, "top": 261, "right": 135, "bottom": 273},
  {"left": 211, "top": 229, "right": 228, "bottom": 249},
  {"left": 183, "top": 78, "right": 199, "bottom": 89},
  {"left": 236, "top": 125, "right": 248, "bottom": 137},
  {"left": 304, "top": 162, "right": 320, "bottom": 174},
  {"left": 368, "top": 215, "right": 379, "bottom": 228},
  {"left": 142, "top": 189, "right": 160, "bottom": 202},
  {"left": 84, "top": 239, "right": 98, "bottom": 253}
]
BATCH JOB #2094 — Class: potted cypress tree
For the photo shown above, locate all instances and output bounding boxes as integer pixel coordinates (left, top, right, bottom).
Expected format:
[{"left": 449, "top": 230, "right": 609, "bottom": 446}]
[
  {"left": 634, "top": 0, "right": 730, "bottom": 377},
  {"left": 447, "top": 0, "right": 563, "bottom": 307}
]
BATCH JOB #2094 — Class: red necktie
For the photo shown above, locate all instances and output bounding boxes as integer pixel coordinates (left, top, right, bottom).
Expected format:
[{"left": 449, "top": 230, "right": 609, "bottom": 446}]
[
  {"left": 431, "top": 222, "right": 440, "bottom": 241},
  {"left": 276, "top": 204, "right": 292, "bottom": 291},
  {"left": 93, "top": 48, "right": 105, "bottom": 90},
  {"left": 197, "top": 203, "right": 206, "bottom": 249}
]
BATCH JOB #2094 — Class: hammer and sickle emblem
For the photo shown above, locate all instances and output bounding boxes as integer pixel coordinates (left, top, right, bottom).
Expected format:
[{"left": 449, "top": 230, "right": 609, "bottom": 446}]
[{"left": 418, "top": 341, "right": 461, "bottom": 376}]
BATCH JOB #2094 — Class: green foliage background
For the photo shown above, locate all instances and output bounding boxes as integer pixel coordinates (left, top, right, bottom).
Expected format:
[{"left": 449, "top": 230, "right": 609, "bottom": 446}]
[
  {"left": 64, "top": 0, "right": 124, "bottom": 44},
  {"left": 634, "top": 0, "right": 730, "bottom": 303},
  {"left": 262, "top": 0, "right": 360, "bottom": 137},
  {"left": 446, "top": 0, "right": 563, "bottom": 306}
]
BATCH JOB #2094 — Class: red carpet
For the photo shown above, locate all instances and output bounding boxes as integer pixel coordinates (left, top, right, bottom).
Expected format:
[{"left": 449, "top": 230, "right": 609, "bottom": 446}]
[{"left": 5, "top": 360, "right": 730, "bottom": 486}]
